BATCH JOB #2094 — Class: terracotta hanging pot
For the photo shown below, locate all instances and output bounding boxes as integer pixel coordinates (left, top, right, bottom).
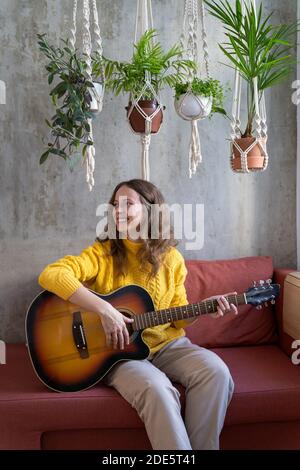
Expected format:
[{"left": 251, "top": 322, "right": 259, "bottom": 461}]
[
  {"left": 175, "top": 93, "right": 212, "bottom": 121},
  {"left": 126, "top": 99, "right": 164, "bottom": 134},
  {"left": 232, "top": 136, "right": 265, "bottom": 171}
]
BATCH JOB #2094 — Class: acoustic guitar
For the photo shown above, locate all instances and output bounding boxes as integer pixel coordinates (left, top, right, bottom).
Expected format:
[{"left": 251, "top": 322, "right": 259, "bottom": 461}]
[{"left": 25, "top": 281, "right": 280, "bottom": 392}]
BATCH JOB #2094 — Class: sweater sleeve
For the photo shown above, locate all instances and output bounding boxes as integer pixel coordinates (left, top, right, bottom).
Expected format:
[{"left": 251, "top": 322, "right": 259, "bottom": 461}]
[
  {"left": 38, "top": 242, "right": 103, "bottom": 301},
  {"left": 168, "top": 250, "right": 191, "bottom": 329}
]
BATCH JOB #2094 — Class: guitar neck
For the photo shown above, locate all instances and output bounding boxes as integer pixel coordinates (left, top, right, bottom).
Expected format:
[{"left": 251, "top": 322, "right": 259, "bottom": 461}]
[{"left": 133, "top": 293, "right": 247, "bottom": 331}]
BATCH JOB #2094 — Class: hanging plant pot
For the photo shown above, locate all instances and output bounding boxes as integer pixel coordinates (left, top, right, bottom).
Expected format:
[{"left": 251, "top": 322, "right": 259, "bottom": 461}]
[
  {"left": 175, "top": 93, "right": 212, "bottom": 121},
  {"left": 232, "top": 137, "right": 265, "bottom": 171},
  {"left": 126, "top": 99, "right": 164, "bottom": 134},
  {"left": 89, "top": 82, "right": 105, "bottom": 114}
]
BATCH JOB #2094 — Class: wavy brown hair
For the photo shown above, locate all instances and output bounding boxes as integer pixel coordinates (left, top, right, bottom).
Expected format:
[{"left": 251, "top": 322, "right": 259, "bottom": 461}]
[{"left": 95, "top": 179, "right": 178, "bottom": 278}]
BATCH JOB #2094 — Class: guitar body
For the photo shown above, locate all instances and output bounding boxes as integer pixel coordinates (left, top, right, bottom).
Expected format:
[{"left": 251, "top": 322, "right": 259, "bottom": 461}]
[{"left": 25, "top": 285, "right": 152, "bottom": 392}]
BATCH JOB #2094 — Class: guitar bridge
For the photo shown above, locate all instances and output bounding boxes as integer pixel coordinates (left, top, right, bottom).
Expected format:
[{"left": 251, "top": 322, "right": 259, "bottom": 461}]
[{"left": 72, "top": 311, "right": 89, "bottom": 359}]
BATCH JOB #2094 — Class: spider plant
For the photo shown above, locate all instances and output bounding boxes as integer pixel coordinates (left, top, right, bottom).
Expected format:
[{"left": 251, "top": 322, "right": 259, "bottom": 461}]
[{"left": 204, "top": 0, "right": 299, "bottom": 137}]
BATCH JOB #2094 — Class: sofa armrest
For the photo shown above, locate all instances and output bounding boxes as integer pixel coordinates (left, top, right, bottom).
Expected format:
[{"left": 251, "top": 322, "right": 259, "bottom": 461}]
[{"left": 273, "top": 268, "right": 299, "bottom": 358}]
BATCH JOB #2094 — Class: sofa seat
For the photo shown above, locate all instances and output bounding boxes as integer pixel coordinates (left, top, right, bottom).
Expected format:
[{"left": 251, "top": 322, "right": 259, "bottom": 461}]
[
  {"left": 1, "top": 343, "right": 300, "bottom": 450},
  {"left": 216, "top": 345, "right": 300, "bottom": 425}
]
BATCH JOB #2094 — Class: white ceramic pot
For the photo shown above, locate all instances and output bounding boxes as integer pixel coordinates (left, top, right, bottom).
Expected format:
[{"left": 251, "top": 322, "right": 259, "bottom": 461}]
[
  {"left": 175, "top": 93, "right": 212, "bottom": 121},
  {"left": 89, "top": 82, "right": 104, "bottom": 113}
]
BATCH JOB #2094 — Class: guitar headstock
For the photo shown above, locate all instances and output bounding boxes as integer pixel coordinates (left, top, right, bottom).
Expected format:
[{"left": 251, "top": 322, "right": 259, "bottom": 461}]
[{"left": 245, "top": 279, "right": 280, "bottom": 309}]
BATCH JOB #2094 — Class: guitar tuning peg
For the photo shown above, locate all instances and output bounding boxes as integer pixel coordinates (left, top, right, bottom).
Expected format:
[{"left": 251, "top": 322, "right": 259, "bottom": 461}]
[
  {"left": 256, "top": 305, "right": 263, "bottom": 310},
  {"left": 259, "top": 280, "right": 265, "bottom": 286},
  {"left": 266, "top": 279, "right": 272, "bottom": 285},
  {"left": 253, "top": 281, "right": 257, "bottom": 287},
  {"left": 264, "top": 302, "right": 269, "bottom": 307},
  {"left": 271, "top": 299, "right": 276, "bottom": 305}
]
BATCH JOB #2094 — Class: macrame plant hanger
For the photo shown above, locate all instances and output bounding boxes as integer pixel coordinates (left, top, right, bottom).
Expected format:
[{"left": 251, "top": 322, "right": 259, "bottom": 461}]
[
  {"left": 176, "top": 0, "right": 211, "bottom": 178},
  {"left": 126, "top": 0, "right": 164, "bottom": 181},
  {"left": 69, "top": 0, "right": 105, "bottom": 190},
  {"left": 230, "top": 0, "right": 268, "bottom": 173}
]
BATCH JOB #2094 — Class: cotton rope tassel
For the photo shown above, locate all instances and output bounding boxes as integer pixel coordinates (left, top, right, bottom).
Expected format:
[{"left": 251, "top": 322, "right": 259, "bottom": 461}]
[
  {"left": 179, "top": 0, "right": 211, "bottom": 178},
  {"left": 189, "top": 120, "right": 202, "bottom": 177},
  {"left": 69, "top": 0, "right": 104, "bottom": 190},
  {"left": 230, "top": 0, "right": 268, "bottom": 173},
  {"left": 141, "top": 134, "right": 151, "bottom": 180}
]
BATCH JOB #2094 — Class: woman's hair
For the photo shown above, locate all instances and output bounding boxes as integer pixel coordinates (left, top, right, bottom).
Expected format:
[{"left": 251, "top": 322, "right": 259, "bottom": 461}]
[{"left": 95, "top": 179, "right": 178, "bottom": 278}]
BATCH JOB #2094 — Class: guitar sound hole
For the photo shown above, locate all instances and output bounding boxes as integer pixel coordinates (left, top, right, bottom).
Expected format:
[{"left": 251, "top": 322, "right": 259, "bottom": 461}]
[
  {"left": 118, "top": 308, "right": 137, "bottom": 341},
  {"left": 126, "top": 323, "right": 134, "bottom": 336}
]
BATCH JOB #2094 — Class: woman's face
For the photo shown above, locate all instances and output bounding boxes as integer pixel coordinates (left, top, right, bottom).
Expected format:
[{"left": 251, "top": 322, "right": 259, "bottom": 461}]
[{"left": 113, "top": 186, "right": 145, "bottom": 238}]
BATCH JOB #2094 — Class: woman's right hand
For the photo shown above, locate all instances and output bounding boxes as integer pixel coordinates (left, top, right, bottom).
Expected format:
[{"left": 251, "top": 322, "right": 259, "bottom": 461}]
[{"left": 99, "top": 304, "right": 134, "bottom": 350}]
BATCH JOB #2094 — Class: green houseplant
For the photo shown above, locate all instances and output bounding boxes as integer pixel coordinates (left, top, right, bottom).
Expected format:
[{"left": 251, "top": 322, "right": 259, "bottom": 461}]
[
  {"left": 204, "top": 0, "right": 299, "bottom": 170},
  {"left": 37, "top": 33, "right": 104, "bottom": 164},
  {"left": 174, "top": 77, "right": 227, "bottom": 120},
  {"left": 104, "top": 29, "right": 197, "bottom": 133}
]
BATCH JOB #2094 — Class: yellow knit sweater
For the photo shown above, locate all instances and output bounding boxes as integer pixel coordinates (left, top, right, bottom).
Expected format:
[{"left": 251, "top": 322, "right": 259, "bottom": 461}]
[{"left": 38, "top": 238, "right": 190, "bottom": 354}]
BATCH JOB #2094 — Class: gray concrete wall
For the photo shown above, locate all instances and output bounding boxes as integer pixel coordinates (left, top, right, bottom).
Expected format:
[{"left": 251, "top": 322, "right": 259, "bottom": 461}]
[{"left": 0, "top": 0, "right": 297, "bottom": 342}]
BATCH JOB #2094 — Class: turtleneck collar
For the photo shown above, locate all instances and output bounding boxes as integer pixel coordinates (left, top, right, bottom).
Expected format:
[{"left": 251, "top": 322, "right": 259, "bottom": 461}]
[{"left": 122, "top": 237, "right": 144, "bottom": 253}]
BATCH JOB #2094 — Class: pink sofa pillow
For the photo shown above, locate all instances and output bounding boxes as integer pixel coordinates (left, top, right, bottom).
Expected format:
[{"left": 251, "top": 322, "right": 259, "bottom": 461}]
[{"left": 184, "top": 256, "right": 277, "bottom": 348}]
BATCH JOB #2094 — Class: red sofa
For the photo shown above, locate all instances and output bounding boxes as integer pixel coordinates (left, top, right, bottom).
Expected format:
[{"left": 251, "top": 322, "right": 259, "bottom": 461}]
[{"left": 1, "top": 256, "right": 300, "bottom": 450}]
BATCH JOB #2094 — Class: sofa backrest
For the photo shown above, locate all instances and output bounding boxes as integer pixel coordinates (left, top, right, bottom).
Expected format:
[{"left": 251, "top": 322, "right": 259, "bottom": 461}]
[{"left": 184, "top": 256, "right": 278, "bottom": 348}]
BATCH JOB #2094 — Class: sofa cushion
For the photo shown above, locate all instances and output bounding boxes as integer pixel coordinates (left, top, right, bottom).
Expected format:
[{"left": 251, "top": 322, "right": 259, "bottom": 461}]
[
  {"left": 184, "top": 256, "right": 277, "bottom": 348},
  {"left": 216, "top": 345, "right": 300, "bottom": 425}
]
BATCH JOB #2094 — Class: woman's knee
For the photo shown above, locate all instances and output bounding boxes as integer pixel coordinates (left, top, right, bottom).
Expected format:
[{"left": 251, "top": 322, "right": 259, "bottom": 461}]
[
  {"left": 188, "top": 351, "right": 233, "bottom": 388},
  {"left": 209, "top": 357, "right": 234, "bottom": 392},
  {"left": 147, "top": 376, "right": 180, "bottom": 399},
  {"left": 134, "top": 376, "right": 181, "bottom": 411}
]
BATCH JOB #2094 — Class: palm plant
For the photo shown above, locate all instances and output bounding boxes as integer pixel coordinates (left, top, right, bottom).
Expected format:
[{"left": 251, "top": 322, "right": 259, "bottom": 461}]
[{"left": 204, "top": 0, "right": 299, "bottom": 137}]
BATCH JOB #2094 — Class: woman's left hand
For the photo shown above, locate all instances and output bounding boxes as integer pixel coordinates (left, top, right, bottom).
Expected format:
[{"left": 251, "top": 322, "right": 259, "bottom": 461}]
[{"left": 204, "top": 292, "right": 238, "bottom": 319}]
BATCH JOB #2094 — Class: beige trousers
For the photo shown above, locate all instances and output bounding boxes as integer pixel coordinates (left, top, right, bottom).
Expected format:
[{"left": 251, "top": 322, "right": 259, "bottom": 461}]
[{"left": 104, "top": 336, "right": 234, "bottom": 450}]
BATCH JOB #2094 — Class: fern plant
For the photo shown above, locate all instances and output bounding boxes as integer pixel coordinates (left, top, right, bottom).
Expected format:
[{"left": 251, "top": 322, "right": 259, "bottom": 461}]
[
  {"left": 204, "top": 0, "right": 299, "bottom": 137},
  {"left": 104, "top": 29, "right": 197, "bottom": 100}
]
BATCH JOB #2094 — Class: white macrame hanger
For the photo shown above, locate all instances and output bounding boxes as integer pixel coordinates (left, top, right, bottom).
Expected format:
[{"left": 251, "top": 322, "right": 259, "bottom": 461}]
[
  {"left": 127, "top": 0, "right": 163, "bottom": 181},
  {"left": 134, "top": 0, "right": 153, "bottom": 43},
  {"left": 69, "top": 0, "right": 104, "bottom": 191},
  {"left": 178, "top": 0, "right": 211, "bottom": 178},
  {"left": 230, "top": 0, "right": 268, "bottom": 173}
]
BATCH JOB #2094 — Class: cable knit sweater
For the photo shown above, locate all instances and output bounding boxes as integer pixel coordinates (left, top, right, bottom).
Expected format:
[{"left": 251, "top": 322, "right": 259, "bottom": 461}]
[{"left": 38, "top": 238, "right": 190, "bottom": 354}]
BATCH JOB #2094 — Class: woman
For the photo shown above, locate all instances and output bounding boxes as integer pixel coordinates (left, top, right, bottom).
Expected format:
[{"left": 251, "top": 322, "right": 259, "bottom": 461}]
[{"left": 38, "top": 178, "right": 237, "bottom": 450}]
